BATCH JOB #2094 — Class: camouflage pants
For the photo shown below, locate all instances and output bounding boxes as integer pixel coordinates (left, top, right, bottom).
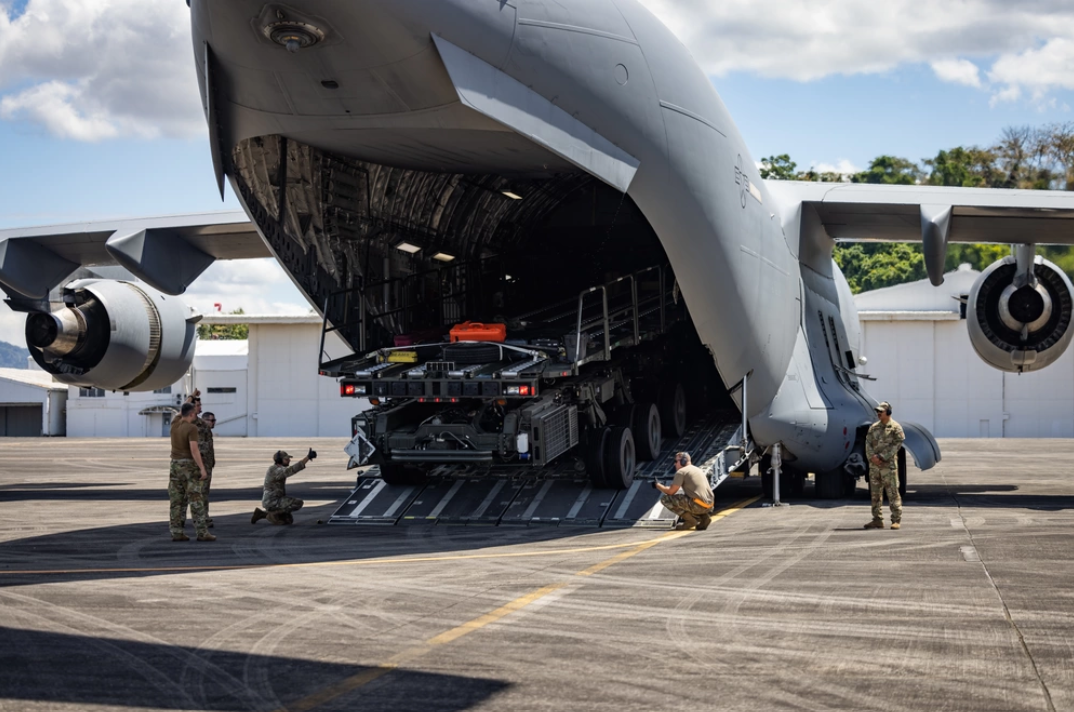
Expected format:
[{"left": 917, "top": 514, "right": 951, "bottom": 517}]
[
  {"left": 203, "top": 467, "right": 213, "bottom": 520},
  {"left": 869, "top": 467, "right": 902, "bottom": 523},
  {"left": 169, "top": 459, "right": 209, "bottom": 536},
  {"left": 660, "top": 493, "right": 713, "bottom": 518},
  {"left": 264, "top": 496, "right": 304, "bottom": 514}
]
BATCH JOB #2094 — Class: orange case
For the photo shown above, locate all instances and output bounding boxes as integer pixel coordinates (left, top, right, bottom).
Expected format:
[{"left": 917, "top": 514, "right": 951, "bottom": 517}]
[{"left": 449, "top": 321, "right": 507, "bottom": 343}]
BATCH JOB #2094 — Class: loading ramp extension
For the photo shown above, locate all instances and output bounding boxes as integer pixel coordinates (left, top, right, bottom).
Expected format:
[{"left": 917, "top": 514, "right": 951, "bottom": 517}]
[{"left": 329, "top": 413, "right": 743, "bottom": 528}]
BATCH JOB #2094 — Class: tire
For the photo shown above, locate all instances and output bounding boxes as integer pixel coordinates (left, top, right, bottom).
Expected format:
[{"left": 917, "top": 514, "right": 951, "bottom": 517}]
[
  {"left": 441, "top": 342, "right": 502, "bottom": 365},
  {"left": 602, "top": 426, "right": 636, "bottom": 490},
  {"left": 632, "top": 401, "right": 662, "bottom": 461},
  {"left": 612, "top": 403, "right": 637, "bottom": 428},
  {"left": 585, "top": 427, "right": 610, "bottom": 488},
  {"left": 379, "top": 462, "right": 428, "bottom": 486},
  {"left": 659, "top": 382, "right": 687, "bottom": 439},
  {"left": 814, "top": 470, "right": 844, "bottom": 499},
  {"left": 897, "top": 447, "right": 907, "bottom": 497}
]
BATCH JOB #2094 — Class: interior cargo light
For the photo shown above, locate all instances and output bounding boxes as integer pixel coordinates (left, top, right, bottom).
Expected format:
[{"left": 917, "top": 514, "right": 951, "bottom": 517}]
[
  {"left": 395, "top": 241, "right": 422, "bottom": 254},
  {"left": 501, "top": 190, "right": 523, "bottom": 200},
  {"left": 432, "top": 252, "right": 456, "bottom": 262}
]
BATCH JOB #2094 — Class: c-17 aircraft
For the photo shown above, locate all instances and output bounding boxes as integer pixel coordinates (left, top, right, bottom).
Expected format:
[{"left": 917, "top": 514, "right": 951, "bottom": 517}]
[{"left": 4, "top": 0, "right": 1074, "bottom": 497}]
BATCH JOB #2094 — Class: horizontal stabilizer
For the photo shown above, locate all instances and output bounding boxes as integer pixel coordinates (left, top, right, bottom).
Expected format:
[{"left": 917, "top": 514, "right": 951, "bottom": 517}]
[{"left": 431, "top": 34, "right": 639, "bottom": 193}]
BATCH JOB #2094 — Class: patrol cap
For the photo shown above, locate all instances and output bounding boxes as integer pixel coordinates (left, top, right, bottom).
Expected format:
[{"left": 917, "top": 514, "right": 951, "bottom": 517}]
[
  {"left": 875, "top": 401, "right": 891, "bottom": 413},
  {"left": 274, "top": 450, "right": 291, "bottom": 463}
]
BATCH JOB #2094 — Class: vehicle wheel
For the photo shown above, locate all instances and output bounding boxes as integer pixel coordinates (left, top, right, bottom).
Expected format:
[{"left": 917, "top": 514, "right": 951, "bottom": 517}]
[
  {"left": 632, "top": 401, "right": 662, "bottom": 460},
  {"left": 814, "top": 470, "right": 844, "bottom": 499},
  {"left": 897, "top": 447, "right": 907, "bottom": 497},
  {"left": 612, "top": 403, "right": 637, "bottom": 428},
  {"left": 441, "top": 342, "right": 502, "bottom": 364},
  {"left": 585, "top": 427, "right": 610, "bottom": 488},
  {"left": 379, "top": 462, "right": 428, "bottom": 486},
  {"left": 659, "top": 382, "right": 687, "bottom": 439},
  {"left": 602, "top": 426, "right": 636, "bottom": 490}
]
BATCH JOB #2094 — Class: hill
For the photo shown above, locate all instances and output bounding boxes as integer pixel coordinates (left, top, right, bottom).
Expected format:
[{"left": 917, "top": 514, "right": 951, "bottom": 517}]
[{"left": 0, "top": 341, "right": 29, "bottom": 369}]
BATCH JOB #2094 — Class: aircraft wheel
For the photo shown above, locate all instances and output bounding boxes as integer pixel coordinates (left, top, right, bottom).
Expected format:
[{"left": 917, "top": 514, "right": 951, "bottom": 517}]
[
  {"left": 814, "top": 470, "right": 844, "bottom": 499},
  {"left": 659, "top": 382, "right": 687, "bottom": 439},
  {"left": 897, "top": 448, "right": 907, "bottom": 497},
  {"left": 585, "top": 427, "right": 611, "bottom": 488},
  {"left": 602, "top": 426, "right": 636, "bottom": 490},
  {"left": 632, "top": 401, "right": 662, "bottom": 461},
  {"left": 379, "top": 462, "right": 427, "bottom": 486}
]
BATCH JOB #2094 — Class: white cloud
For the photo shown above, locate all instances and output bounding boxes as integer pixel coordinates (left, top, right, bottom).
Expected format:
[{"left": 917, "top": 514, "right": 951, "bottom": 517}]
[
  {"left": 637, "top": 0, "right": 1074, "bottom": 104},
  {"left": 0, "top": 0, "right": 203, "bottom": 140},
  {"left": 811, "top": 159, "right": 859, "bottom": 176},
  {"left": 182, "top": 259, "right": 315, "bottom": 318},
  {"left": 930, "top": 59, "right": 982, "bottom": 88}
]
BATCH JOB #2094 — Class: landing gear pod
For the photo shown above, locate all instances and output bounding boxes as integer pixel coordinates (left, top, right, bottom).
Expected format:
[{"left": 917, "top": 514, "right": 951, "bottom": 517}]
[{"left": 26, "top": 279, "right": 200, "bottom": 391}]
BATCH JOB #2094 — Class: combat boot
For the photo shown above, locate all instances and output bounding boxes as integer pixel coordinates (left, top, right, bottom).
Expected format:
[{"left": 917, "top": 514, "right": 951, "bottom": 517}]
[
  {"left": 675, "top": 513, "right": 699, "bottom": 531},
  {"left": 171, "top": 533, "right": 190, "bottom": 542},
  {"left": 890, "top": 522, "right": 901, "bottom": 530},
  {"left": 196, "top": 533, "right": 217, "bottom": 542},
  {"left": 696, "top": 512, "right": 713, "bottom": 531},
  {"left": 863, "top": 519, "right": 884, "bottom": 530},
  {"left": 251, "top": 508, "right": 267, "bottom": 524}
]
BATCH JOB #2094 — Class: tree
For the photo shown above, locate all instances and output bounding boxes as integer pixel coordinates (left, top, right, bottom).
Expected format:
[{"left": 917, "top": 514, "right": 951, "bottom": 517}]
[
  {"left": 197, "top": 308, "right": 250, "bottom": 340},
  {"left": 759, "top": 154, "right": 797, "bottom": 180},
  {"left": 924, "top": 146, "right": 1001, "bottom": 188},
  {"left": 851, "top": 155, "right": 923, "bottom": 185},
  {"left": 834, "top": 244, "right": 926, "bottom": 293}
]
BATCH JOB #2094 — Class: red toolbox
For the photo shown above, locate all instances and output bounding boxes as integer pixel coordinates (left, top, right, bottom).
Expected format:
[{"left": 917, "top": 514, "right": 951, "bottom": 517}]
[{"left": 449, "top": 321, "right": 507, "bottom": 343}]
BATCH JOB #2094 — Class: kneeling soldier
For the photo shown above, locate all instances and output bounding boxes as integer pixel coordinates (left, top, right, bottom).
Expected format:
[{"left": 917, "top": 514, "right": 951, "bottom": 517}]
[
  {"left": 654, "top": 452, "right": 715, "bottom": 531},
  {"left": 252, "top": 448, "right": 316, "bottom": 525}
]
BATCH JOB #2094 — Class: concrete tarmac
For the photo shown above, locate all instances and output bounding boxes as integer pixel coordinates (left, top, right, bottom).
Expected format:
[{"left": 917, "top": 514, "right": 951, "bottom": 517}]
[{"left": 0, "top": 437, "right": 1071, "bottom": 711}]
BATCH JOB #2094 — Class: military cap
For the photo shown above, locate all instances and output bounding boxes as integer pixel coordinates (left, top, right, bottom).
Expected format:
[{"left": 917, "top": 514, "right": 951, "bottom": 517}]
[{"left": 875, "top": 401, "right": 891, "bottom": 413}]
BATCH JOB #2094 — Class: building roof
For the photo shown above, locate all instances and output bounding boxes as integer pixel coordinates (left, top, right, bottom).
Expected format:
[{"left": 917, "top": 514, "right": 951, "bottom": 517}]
[
  {"left": 200, "top": 314, "right": 320, "bottom": 325},
  {"left": 854, "top": 263, "right": 979, "bottom": 313},
  {"left": 0, "top": 368, "right": 66, "bottom": 391}
]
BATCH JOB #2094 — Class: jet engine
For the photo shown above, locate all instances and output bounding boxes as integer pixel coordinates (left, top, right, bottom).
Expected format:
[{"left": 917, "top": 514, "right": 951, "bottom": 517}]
[
  {"left": 25, "top": 279, "right": 199, "bottom": 391},
  {"left": 968, "top": 252, "right": 1074, "bottom": 373}
]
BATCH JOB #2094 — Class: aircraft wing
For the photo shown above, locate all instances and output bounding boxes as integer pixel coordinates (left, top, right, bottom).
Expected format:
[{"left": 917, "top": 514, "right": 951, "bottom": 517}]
[{"left": 0, "top": 211, "right": 269, "bottom": 299}]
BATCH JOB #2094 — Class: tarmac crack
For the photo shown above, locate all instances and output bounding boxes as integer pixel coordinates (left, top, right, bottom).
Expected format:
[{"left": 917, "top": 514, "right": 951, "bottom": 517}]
[{"left": 941, "top": 469, "right": 1057, "bottom": 712}]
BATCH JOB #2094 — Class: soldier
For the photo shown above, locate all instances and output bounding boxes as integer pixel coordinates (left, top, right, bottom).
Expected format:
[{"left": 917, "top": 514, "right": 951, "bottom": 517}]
[
  {"left": 252, "top": 448, "right": 317, "bottom": 525},
  {"left": 654, "top": 451, "right": 715, "bottom": 531},
  {"left": 168, "top": 402, "right": 214, "bottom": 542},
  {"left": 864, "top": 401, "right": 905, "bottom": 530},
  {"left": 199, "top": 411, "right": 217, "bottom": 528}
]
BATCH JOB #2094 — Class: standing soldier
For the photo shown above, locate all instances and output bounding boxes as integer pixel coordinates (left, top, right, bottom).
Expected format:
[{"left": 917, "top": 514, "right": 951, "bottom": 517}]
[
  {"left": 252, "top": 448, "right": 317, "bottom": 525},
  {"left": 198, "top": 410, "right": 217, "bottom": 527},
  {"left": 169, "top": 402, "right": 214, "bottom": 541},
  {"left": 864, "top": 401, "right": 905, "bottom": 530}
]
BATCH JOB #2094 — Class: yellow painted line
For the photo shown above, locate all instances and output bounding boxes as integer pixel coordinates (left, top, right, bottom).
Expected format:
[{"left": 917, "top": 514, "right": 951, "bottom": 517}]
[
  {"left": 0, "top": 496, "right": 761, "bottom": 578},
  {"left": 267, "top": 495, "right": 760, "bottom": 711}
]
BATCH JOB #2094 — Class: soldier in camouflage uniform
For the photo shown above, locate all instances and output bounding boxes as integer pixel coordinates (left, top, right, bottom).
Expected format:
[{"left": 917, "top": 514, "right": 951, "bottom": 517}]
[
  {"left": 252, "top": 448, "right": 316, "bottom": 525},
  {"left": 169, "top": 402, "right": 214, "bottom": 541},
  {"left": 197, "top": 410, "right": 216, "bottom": 527},
  {"left": 864, "top": 401, "right": 905, "bottom": 530}
]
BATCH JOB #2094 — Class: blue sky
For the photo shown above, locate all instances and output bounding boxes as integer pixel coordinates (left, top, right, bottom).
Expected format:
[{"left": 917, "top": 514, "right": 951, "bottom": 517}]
[{"left": 2, "top": 0, "right": 1074, "bottom": 344}]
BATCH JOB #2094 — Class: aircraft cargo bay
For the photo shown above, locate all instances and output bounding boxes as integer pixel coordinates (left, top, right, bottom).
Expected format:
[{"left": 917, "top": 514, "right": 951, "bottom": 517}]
[{"left": 0, "top": 437, "right": 1071, "bottom": 712}]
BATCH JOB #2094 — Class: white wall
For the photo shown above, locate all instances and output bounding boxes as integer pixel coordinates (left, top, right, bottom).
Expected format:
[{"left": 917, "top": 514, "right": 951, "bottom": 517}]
[
  {"left": 0, "top": 379, "right": 67, "bottom": 435},
  {"left": 66, "top": 382, "right": 183, "bottom": 437},
  {"left": 861, "top": 317, "right": 1074, "bottom": 437}
]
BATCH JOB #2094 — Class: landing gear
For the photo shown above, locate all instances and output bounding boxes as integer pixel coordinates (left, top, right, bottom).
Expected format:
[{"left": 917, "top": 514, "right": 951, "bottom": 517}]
[
  {"left": 897, "top": 447, "right": 907, "bottom": 497},
  {"left": 759, "top": 454, "right": 804, "bottom": 500},
  {"left": 814, "top": 469, "right": 848, "bottom": 499},
  {"left": 378, "top": 462, "right": 428, "bottom": 486},
  {"left": 659, "top": 382, "right": 687, "bottom": 439},
  {"left": 632, "top": 401, "right": 662, "bottom": 461}
]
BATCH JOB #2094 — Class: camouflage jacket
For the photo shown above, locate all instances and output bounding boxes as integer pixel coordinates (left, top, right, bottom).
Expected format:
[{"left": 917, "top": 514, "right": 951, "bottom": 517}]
[
  {"left": 194, "top": 417, "right": 215, "bottom": 469},
  {"left": 865, "top": 419, "right": 904, "bottom": 470},
  {"left": 262, "top": 461, "right": 305, "bottom": 508}
]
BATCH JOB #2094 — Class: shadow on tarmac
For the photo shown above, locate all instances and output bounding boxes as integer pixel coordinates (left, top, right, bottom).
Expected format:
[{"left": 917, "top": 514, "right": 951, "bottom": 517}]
[{"left": 0, "top": 626, "right": 509, "bottom": 711}]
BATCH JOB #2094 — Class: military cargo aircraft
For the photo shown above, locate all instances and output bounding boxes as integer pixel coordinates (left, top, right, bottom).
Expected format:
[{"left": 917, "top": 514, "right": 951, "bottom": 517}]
[{"left": 5, "top": 1, "right": 1074, "bottom": 496}]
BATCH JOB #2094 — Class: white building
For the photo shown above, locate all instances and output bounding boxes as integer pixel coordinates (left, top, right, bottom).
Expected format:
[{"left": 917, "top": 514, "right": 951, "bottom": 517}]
[
  {"left": 0, "top": 368, "right": 67, "bottom": 436},
  {"left": 856, "top": 264, "right": 1074, "bottom": 438},
  {"left": 64, "top": 315, "right": 368, "bottom": 437}
]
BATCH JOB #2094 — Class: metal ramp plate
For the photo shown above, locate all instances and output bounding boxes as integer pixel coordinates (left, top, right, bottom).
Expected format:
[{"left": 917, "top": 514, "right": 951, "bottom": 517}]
[
  {"left": 396, "top": 478, "right": 521, "bottom": 525},
  {"left": 499, "top": 478, "right": 617, "bottom": 526},
  {"left": 329, "top": 477, "right": 425, "bottom": 525},
  {"left": 603, "top": 479, "right": 678, "bottom": 528}
]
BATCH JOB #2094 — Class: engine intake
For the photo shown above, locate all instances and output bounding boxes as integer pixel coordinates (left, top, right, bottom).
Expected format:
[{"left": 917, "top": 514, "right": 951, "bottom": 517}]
[
  {"left": 968, "top": 255, "right": 1074, "bottom": 372},
  {"left": 27, "top": 279, "right": 200, "bottom": 391}
]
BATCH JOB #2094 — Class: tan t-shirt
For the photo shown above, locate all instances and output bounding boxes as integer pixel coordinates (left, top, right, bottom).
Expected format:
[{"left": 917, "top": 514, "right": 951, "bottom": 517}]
[
  {"left": 170, "top": 419, "right": 199, "bottom": 460},
  {"left": 671, "top": 464, "right": 714, "bottom": 506}
]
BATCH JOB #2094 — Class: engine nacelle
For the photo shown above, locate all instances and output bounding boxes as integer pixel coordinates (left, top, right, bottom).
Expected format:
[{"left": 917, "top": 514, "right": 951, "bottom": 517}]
[
  {"left": 26, "top": 279, "right": 199, "bottom": 391},
  {"left": 968, "top": 255, "right": 1074, "bottom": 373}
]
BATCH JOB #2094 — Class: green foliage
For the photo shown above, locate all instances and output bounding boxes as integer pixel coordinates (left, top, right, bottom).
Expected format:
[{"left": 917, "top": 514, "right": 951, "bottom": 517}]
[
  {"left": 851, "top": 155, "right": 923, "bottom": 185},
  {"left": 198, "top": 308, "right": 250, "bottom": 340},
  {"left": 759, "top": 154, "right": 797, "bottom": 180},
  {"left": 834, "top": 244, "right": 926, "bottom": 293}
]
